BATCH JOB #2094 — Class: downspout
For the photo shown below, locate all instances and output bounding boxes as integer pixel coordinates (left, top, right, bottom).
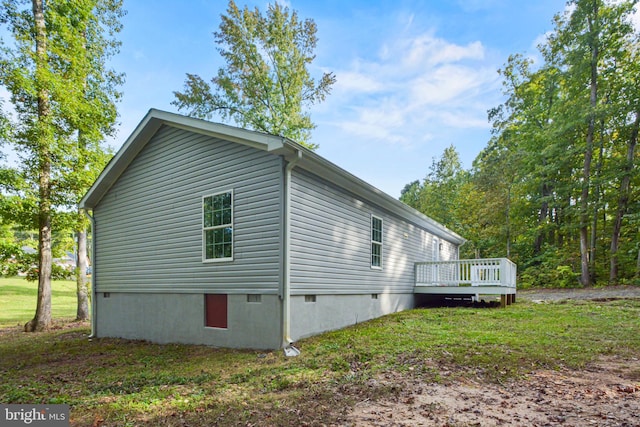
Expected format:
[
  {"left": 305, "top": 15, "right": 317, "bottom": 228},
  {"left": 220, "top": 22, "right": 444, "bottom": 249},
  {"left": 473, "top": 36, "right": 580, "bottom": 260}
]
[
  {"left": 457, "top": 239, "right": 467, "bottom": 260},
  {"left": 83, "top": 209, "right": 97, "bottom": 339},
  {"left": 282, "top": 149, "right": 302, "bottom": 357}
]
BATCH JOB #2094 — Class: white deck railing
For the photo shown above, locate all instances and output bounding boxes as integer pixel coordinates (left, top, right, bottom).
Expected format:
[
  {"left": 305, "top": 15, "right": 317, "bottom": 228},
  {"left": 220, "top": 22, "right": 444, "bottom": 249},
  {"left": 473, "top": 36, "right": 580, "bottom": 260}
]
[{"left": 415, "top": 258, "right": 517, "bottom": 288}]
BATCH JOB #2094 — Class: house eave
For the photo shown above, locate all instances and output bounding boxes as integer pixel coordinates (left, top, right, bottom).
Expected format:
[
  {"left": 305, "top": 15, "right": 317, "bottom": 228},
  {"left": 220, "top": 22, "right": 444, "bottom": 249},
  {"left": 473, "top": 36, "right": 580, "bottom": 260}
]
[
  {"left": 80, "top": 109, "right": 286, "bottom": 209},
  {"left": 278, "top": 141, "right": 467, "bottom": 245},
  {"left": 80, "top": 108, "right": 466, "bottom": 245}
]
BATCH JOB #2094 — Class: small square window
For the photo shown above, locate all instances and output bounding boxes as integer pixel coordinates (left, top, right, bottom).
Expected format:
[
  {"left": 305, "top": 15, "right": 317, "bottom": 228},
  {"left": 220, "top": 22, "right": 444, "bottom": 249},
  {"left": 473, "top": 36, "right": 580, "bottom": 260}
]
[
  {"left": 305, "top": 295, "right": 316, "bottom": 303},
  {"left": 247, "top": 294, "right": 261, "bottom": 303}
]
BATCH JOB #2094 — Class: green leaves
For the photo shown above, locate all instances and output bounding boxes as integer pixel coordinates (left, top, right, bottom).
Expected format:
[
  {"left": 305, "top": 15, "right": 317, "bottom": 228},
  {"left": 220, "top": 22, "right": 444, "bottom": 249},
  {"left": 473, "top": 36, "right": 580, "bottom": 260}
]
[
  {"left": 173, "top": 0, "right": 335, "bottom": 148},
  {"left": 0, "top": 0, "right": 124, "bottom": 326},
  {"left": 400, "top": 146, "right": 480, "bottom": 255},
  {"left": 481, "top": 0, "right": 640, "bottom": 284},
  {"left": 1, "top": 0, "right": 124, "bottom": 207},
  {"left": 1, "top": 0, "right": 122, "bottom": 233},
  {"left": 402, "top": 0, "right": 640, "bottom": 284}
]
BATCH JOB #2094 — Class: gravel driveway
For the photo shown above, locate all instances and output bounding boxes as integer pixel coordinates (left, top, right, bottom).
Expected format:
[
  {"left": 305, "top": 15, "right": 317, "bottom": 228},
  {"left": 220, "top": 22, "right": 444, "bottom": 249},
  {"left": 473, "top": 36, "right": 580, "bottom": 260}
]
[{"left": 518, "top": 285, "right": 640, "bottom": 301}]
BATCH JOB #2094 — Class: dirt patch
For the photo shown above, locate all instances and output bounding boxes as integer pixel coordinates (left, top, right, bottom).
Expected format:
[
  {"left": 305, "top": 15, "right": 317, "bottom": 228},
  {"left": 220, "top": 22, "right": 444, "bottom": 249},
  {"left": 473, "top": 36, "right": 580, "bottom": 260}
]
[
  {"left": 0, "top": 319, "right": 89, "bottom": 337},
  {"left": 347, "top": 357, "right": 640, "bottom": 426}
]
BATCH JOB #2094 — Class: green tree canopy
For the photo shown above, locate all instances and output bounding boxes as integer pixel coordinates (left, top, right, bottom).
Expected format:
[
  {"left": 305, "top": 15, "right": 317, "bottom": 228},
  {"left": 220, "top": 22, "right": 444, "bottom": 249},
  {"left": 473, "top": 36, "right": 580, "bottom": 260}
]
[
  {"left": 402, "top": 0, "right": 640, "bottom": 287},
  {"left": 173, "top": 0, "right": 335, "bottom": 149},
  {"left": 0, "top": 0, "right": 124, "bottom": 330}
]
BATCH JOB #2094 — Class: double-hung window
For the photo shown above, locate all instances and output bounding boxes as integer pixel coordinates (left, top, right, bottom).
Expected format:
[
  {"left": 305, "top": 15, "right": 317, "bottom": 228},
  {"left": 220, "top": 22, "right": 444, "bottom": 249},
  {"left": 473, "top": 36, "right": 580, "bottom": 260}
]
[
  {"left": 203, "top": 191, "right": 233, "bottom": 261},
  {"left": 371, "top": 215, "right": 383, "bottom": 269}
]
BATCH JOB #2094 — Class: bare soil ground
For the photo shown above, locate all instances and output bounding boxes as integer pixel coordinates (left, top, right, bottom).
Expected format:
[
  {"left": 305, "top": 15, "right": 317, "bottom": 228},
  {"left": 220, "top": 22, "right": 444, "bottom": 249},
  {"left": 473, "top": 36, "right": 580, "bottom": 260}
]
[
  {"left": 347, "top": 287, "right": 640, "bottom": 427},
  {"left": 348, "top": 357, "right": 640, "bottom": 426}
]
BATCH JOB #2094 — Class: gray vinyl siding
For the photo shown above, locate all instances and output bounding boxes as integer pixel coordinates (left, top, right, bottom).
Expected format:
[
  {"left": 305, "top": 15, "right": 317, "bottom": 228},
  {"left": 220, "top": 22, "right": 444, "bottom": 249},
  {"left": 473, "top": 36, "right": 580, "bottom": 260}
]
[
  {"left": 289, "top": 169, "right": 457, "bottom": 294},
  {"left": 94, "top": 125, "right": 283, "bottom": 294}
]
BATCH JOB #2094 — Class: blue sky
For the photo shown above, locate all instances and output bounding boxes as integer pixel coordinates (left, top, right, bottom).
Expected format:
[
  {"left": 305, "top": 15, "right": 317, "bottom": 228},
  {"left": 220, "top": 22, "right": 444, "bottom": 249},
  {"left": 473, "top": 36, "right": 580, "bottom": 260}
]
[{"left": 101, "top": 0, "right": 567, "bottom": 197}]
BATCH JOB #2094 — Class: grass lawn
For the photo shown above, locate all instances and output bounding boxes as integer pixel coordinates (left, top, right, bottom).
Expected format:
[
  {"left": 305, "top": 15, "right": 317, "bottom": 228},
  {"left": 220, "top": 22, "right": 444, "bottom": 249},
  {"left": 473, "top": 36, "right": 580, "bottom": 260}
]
[
  {"left": 0, "top": 296, "right": 638, "bottom": 426},
  {"left": 0, "top": 277, "right": 79, "bottom": 327}
]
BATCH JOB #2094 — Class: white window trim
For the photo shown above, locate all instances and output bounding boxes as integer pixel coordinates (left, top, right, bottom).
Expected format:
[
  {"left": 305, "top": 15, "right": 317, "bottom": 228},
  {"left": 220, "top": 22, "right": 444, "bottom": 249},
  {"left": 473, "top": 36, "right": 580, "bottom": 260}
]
[
  {"left": 202, "top": 189, "right": 234, "bottom": 263},
  {"left": 371, "top": 214, "right": 383, "bottom": 270}
]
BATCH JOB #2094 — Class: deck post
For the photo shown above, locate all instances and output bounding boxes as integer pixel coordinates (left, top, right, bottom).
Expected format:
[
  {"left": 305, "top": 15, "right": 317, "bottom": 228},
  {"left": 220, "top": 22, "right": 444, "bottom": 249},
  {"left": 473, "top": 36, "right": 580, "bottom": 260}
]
[{"left": 500, "top": 294, "right": 507, "bottom": 308}]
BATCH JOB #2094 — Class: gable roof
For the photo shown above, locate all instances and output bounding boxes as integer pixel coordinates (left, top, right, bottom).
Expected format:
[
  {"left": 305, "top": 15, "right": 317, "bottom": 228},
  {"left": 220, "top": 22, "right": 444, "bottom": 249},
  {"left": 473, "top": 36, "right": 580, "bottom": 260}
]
[{"left": 80, "top": 109, "right": 465, "bottom": 245}]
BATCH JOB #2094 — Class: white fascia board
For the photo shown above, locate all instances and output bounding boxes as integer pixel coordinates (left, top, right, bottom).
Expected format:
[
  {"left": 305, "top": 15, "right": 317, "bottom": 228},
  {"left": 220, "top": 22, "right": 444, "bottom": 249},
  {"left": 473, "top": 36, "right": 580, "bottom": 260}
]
[
  {"left": 80, "top": 109, "right": 162, "bottom": 209},
  {"left": 157, "top": 110, "right": 285, "bottom": 152}
]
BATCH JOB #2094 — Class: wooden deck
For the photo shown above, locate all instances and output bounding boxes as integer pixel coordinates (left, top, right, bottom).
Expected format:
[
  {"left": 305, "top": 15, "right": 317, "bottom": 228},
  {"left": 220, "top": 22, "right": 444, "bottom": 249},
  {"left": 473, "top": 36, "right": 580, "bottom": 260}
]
[{"left": 415, "top": 258, "right": 517, "bottom": 306}]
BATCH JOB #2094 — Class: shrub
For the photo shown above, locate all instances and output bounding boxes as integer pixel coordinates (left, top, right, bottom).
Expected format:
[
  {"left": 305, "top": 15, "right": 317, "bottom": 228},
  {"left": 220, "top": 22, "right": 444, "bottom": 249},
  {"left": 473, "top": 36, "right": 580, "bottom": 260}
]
[{"left": 0, "top": 242, "right": 72, "bottom": 280}]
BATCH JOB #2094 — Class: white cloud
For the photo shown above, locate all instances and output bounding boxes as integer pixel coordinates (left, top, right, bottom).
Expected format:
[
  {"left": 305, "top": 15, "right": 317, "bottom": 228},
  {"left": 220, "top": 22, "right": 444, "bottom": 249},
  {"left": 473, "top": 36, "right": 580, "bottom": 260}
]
[
  {"left": 377, "top": 32, "right": 486, "bottom": 71},
  {"left": 273, "top": 0, "right": 291, "bottom": 9},
  {"left": 325, "top": 31, "right": 499, "bottom": 147},
  {"left": 337, "top": 102, "right": 410, "bottom": 145},
  {"left": 410, "top": 64, "right": 492, "bottom": 106},
  {"left": 132, "top": 50, "right": 146, "bottom": 61},
  {"left": 631, "top": 4, "right": 640, "bottom": 30},
  {"left": 438, "top": 111, "right": 492, "bottom": 129},
  {"left": 564, "top": 2, "right": 577, "bottom": 17},
  {"left": 334, "top": 71, "right": 383, "bottom": 93},
  {"left": 404, "top": 13, "right": 415, "bottom": 31},
  {"left": 532, "top": 31, "right": 552, "bottom": 51},
  {"left": 404, "top": 35, "right": 484, "bottom": 68},
  {"left": 0, "top": 86, "right": 17, "bottom": 120}
]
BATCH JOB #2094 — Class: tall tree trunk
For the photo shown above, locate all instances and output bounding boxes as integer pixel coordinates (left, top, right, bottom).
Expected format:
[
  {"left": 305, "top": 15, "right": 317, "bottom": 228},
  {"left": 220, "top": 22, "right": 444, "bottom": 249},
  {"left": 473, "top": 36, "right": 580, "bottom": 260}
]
[
  {"left": 579, "top": 133, "right": 595, "bottom": 286},
  {"left": 556, "top": 206, "right": 564, "bottom": 247},
  {"left": 76, "top": 47, "right": 90, "bottom": 320},
  {"left": 76, "top": 214, "right": 90, "bottom": 321},
  {"left": 590, "top": 118, "right": 606, "bottom": 283},
  {"left": 579, "top": 9, "right": 599, "bottom": 288},
  {"left": 610, "top": 110, "right": 639, "bottom": 283},
  {"left": 26, "top": 0, "right": 52, "bottom": 332},
  {"left": 534, "top": 184, "right": 550, "bottom": 255}
]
